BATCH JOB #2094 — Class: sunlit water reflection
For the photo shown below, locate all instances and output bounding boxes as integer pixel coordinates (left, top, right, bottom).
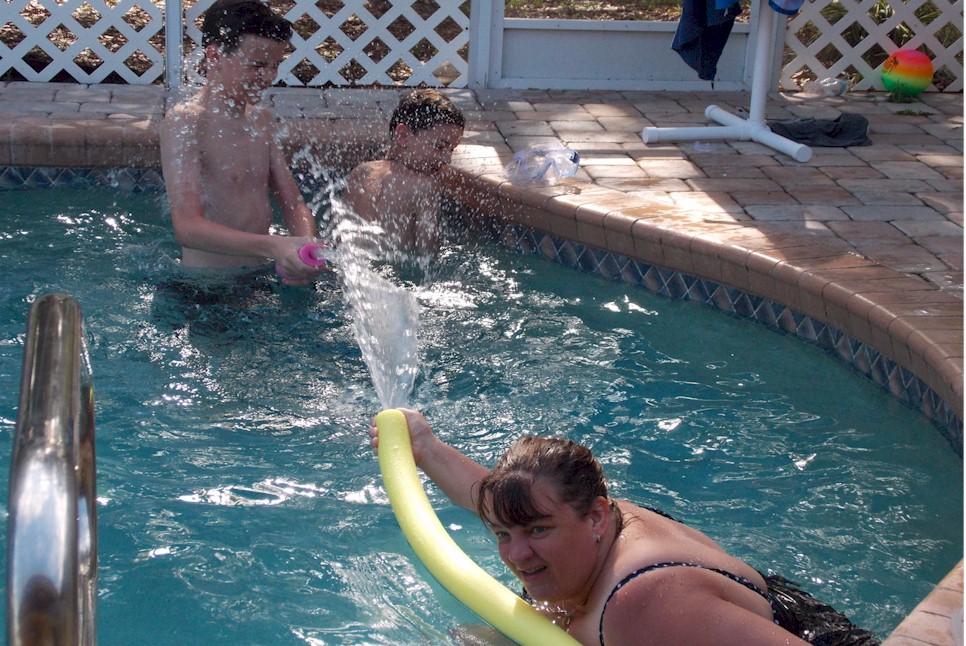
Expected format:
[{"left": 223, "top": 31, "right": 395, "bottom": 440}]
[{"left": 0, "top": 188, "right": 960, "bottom": 644}]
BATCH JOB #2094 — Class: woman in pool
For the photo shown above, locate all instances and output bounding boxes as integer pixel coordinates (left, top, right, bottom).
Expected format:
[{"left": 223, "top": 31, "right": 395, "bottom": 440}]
[{"left": 369, "top": 409, "right": 877, "bottom": 646}]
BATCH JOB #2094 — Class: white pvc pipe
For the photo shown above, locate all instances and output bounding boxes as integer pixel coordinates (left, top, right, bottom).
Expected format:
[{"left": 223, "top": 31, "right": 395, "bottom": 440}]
[
  {"left": 164, "top": 0, "right": 183, "bottom": 90},
  {"left": 707, "top": 105, "right": 812, "bottom": 162},
  {"left": 642, "top": 123, "right": 744, "bottom": 143},
  {"left": 642, "top": 2, "right": 812, "bottom": 162}
]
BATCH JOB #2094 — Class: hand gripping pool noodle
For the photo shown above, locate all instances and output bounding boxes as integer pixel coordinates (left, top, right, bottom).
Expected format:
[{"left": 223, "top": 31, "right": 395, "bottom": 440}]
[{"left": 375, "top": 409, "right": 581, "bottom": 646}]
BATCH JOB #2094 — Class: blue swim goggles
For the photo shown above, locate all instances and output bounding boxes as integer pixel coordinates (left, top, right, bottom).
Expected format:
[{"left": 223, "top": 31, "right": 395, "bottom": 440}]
[{"left": 505, "top": 146, "right": 581, "bottom": 185}]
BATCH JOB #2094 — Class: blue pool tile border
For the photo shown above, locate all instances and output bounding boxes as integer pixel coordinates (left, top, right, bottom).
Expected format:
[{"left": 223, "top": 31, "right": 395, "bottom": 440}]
[
  {"left": 0, "top": 166, "right": 164, "bottom": 192},
  {"left": 3, "top": 167, "right": 961, "bottom": 456},
  {"left": 499, "top": 223, "right": 964, "bottom": 457}
]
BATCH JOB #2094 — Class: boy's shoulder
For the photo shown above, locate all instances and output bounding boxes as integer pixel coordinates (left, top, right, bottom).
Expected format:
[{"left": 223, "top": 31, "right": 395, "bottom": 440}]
[
  {"left": 163, "top": 97, "right": 275, "bottom": 133},
  {"left": 350, "top": 159, "right": 438, "bottom": 184},
  {"left": 346, "top": 158, "right": 394, "bottom": 182},
  {"left": 164, "top": 96, "right": 204, "bottom": 125}
]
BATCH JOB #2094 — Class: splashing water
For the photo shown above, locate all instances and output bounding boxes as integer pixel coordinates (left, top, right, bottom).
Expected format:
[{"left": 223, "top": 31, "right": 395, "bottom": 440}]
[
  {"left": 334, "top": 214, "right": 421, "bottom": 409},
  {"left": 177, "top": 46, "right": 208, "bottom": 101}
]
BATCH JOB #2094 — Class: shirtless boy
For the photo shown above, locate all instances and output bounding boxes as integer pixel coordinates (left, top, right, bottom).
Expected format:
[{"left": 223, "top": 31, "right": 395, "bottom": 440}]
[
  {"left": 160, "top": 0, "right": 321, "bottom": 285},
  {"left": 340, "top": 89, "right": 465, "bottom": 255}
]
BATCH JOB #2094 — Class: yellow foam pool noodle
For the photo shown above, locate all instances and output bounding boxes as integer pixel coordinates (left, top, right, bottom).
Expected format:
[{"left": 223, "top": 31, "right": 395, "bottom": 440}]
[{"left": 376, "top": 409, "right": 581, "bottom": 646}]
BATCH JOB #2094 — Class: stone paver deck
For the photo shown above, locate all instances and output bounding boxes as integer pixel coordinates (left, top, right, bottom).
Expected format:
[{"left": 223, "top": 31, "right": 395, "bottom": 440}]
[{"left": 0, "top": 80, "right": 962, "bottom": 646}]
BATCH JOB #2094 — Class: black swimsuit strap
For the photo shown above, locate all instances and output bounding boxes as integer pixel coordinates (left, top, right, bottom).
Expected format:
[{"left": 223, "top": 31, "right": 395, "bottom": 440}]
[{"left": 598, "top": 561, "right": 777, "bottom": 646}]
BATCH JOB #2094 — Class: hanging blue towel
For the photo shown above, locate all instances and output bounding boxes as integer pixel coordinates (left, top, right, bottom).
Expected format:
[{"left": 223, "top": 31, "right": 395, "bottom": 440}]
[
  {"left": 769, "top": 0, "right": 806, "bottom": 15},
  {"left": 672, "top": 0, "right": 744, "bottom": 81}
]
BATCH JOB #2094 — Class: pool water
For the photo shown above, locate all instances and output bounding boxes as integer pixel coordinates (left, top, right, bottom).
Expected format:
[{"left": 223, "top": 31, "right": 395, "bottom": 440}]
[{"left": 0, "top": 188, "right": 961, "bottom": 645}]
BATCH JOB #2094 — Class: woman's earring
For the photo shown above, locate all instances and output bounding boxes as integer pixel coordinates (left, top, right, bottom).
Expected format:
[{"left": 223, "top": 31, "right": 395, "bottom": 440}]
[{"left": 595, "top": 533, "right": 601, "bottom": 544}]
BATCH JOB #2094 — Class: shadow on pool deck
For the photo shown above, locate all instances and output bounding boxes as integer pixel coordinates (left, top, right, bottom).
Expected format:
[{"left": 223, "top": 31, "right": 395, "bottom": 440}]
[{"left": 0, "top": 81, "right": 962, "bottom": 646}]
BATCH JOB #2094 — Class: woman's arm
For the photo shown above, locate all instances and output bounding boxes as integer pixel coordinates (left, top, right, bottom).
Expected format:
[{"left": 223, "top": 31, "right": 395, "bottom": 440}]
[{"left": 371, "top": 409, "right": 488, "bottom": 512}]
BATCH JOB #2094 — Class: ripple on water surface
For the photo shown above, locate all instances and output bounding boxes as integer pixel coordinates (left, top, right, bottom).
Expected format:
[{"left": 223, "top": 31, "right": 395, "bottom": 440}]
[{"left": 0, "top": 188, "right": 960, "bottom": 644}]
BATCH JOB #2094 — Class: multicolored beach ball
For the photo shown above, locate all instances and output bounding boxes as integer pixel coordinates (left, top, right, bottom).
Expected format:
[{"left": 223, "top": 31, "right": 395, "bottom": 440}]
[{"left": 881, "top": 50, "right": 934, "bottom": 97}]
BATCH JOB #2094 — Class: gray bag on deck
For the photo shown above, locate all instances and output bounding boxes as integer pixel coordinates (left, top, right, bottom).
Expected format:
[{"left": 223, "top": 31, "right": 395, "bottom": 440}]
[{"left": 768, "top": 113, "right": 872, "bottom": 147}]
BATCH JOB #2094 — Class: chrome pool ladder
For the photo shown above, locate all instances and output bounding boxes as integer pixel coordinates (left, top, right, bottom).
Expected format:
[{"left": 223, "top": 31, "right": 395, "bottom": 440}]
[{"left": 8, "top": 294, "right": 97, "bottom": 646}]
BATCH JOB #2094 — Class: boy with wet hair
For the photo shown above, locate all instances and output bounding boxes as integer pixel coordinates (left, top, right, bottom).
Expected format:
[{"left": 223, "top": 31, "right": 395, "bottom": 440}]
[
  {"left": 160, "top": 0, "right": 322, "bottom": 286},
  {"left": 201, "top": 0, "right": 292, "bottom": 52},
  {"left": 340, "top": 88, "right": 465, "bottom": 255},
  {"left": 388, "top": 88, "right": 466, "bottom": 135}
]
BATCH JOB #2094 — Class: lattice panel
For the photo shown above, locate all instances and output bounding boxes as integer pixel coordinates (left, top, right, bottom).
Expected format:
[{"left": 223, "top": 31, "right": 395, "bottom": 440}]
[
  {"left": 182, "top": 0, "right": 470, "bottom": 87},
  {"left": 781, "top": 0, "right": 963, "bottom": 92},
  {"left": 0, "top": 0, "right": 165, "bottom": 83},
  {"left": 3, "top": 0, "right": 956, "bottom": 91}
]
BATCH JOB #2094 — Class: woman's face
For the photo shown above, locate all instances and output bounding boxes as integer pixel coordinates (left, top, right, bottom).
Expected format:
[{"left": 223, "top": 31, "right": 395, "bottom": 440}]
[{"left": 489, "top": 478, "right": 600, "bottom": 605}]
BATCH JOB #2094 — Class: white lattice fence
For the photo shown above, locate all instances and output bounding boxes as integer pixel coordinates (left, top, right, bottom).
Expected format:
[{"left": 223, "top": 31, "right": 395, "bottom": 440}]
[
  {"left": 285, "top": 0, "right": 469, "bottom": 86},
  {"left": 0, "top": 0, "right": 469, "bottom": 86},
  {"left": 1, "top": 0, "right": 960, "bottom": 90},
  {"left": 0, "top": 0, "right": 165, "bottom": 82},
  {"left": 781, "top": 0, "right": 963, "bottom": 91},
  {"left": 180, "top": 0, "right": 470, "bottom": 87}
]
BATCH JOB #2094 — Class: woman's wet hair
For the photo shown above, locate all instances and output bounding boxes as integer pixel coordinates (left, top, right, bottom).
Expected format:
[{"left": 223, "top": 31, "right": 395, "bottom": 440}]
[
  {"left": 476, "top": 437, "right": 621, "bottom": 531},
  {"left": 389, "top": 88, "right": 465, "bottom": 135},
  {"left": 202, "top": 0, "right": 293, "bottom": 53}
]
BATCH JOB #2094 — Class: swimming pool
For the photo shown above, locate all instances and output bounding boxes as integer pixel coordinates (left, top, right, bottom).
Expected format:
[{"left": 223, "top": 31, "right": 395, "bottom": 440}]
[{"left": 0, "top": 186, "right": 961, "bottom": 644}]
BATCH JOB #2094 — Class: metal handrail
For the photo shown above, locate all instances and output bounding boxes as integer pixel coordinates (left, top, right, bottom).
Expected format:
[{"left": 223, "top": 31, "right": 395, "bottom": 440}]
[{"left": 8, "top": 294, "right": 98, "bottom": 646}]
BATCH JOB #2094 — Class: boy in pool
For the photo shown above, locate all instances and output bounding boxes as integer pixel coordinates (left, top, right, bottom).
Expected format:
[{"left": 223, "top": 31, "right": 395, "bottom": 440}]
[
  {"left": 160, "top": 0, "right": 323, "bottom": 286},
  {"left": 339, "top": 88, "right": 465, "bottom": 255}
]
